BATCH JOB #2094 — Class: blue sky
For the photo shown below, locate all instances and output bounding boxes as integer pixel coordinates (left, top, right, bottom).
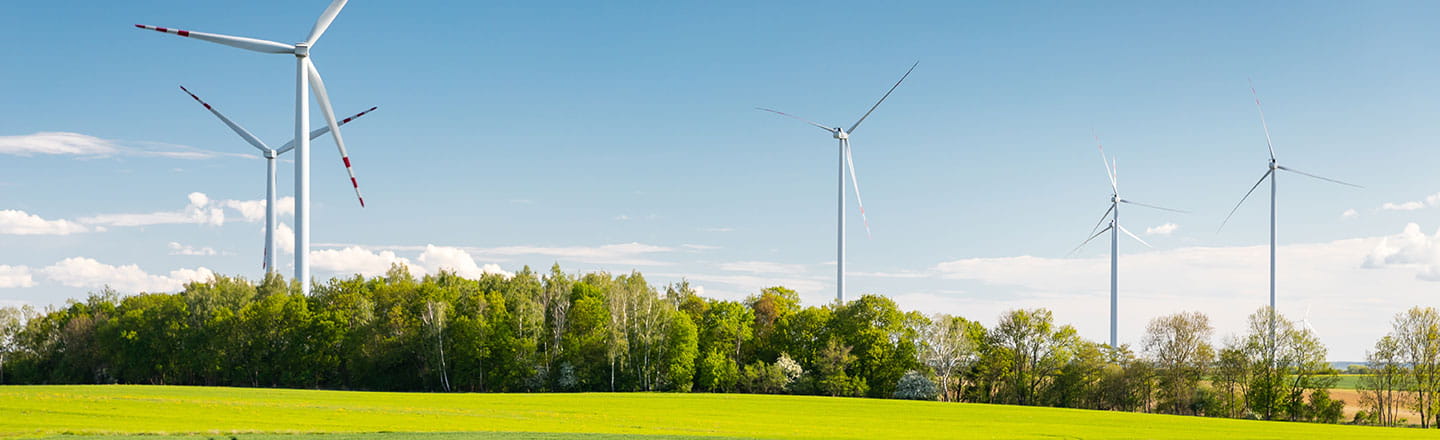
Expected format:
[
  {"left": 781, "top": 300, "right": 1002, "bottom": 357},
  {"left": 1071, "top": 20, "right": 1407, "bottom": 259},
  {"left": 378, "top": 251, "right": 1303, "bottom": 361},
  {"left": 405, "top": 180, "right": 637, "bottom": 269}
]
[{"left": 3, "top": 1, "right": 1440, "bottom": 359}]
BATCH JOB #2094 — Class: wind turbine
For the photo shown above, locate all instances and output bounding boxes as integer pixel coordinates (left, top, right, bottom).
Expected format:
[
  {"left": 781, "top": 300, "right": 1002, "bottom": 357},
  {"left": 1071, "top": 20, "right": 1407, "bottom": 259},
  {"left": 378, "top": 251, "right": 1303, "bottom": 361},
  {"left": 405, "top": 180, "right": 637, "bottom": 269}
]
[
  {"left": 137, "top": 0, "right": 366, "bottom": 293},
  {"left": 1072, "top": 135, "right": 1184, "bottom": 347},
  {"left": 178, "top": 85, "right": 376, "bottom": 273},
  {"left": 757, "top": 62, "right": 917, "bottom": 303},
  {"left": 1219, "top": 80, "right": 1360, "bottom": 351}
]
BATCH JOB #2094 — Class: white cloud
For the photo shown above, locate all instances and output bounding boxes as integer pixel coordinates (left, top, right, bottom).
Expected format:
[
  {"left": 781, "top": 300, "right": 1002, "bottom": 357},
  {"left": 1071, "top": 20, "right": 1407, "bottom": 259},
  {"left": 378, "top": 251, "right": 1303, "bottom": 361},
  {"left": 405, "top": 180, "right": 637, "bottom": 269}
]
[
  {"left": 1341, "top": 209, "right": 1359, "bottom": 220},
  {"left": 1381, "top": 193, "right": 1440, "bottom": 211},
  {"left": 1144, "top": 223, "right": 1179, "bottom": 236},
  {"left": 167, "top": 242, "right": 219, "bottom": 256},
  {"left": 613, "top": 214, "right": 631, "bottom": 221},
  {"left": 0, "top": 265, "right": 36, "bottom": 288},
  {"left": 0, "top": 132, "right": 251, "bottom": 159},
  {"left": 40, "top": 257, "right": 213, "bottom": 292},
  {"left": 223, "top": 197, "right": 294, "bottom": 222},
  {"left": 652, "top": 271, "right": 827, "bottom": 301},
  {"left": 718, "top": 261, "right": 809, "bottom": 275},
  {"left": 0, "top": 132, "right": 118, "bottom": 156},
  {"left": 310, "top": 246, "right": 420, "bottom": 277},
  {"left": 1362, "top": 223, "right": 1440, "bottom": 280},
  {"left": 78, "top": 192, "right": 290, "bottom": 229},
  {"left": 418, "top": 244, "right": 510, "bottom": 278},
  {"left": 276, "top": 222, "right": 295, "bottom": 255},
  {"left": 0, "top": 210, "right": 93, "bottom": 235},
  {"left": 682, "top": 244, "right": 721, "bottom": 251},
  {"left": 80, "top": 192, "right": 225, "bottom": 227},
  {"left": 479, "top": 242, "right": 675, "bottom": 266}
]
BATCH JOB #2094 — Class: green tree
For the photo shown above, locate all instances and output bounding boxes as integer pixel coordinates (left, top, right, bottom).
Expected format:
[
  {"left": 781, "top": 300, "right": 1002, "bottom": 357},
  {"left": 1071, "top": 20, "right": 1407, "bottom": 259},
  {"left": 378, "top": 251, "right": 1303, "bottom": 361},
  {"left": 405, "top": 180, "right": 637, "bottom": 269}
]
[{"left": 1143, "top": 311, "right": 1215, "bottom": 415}]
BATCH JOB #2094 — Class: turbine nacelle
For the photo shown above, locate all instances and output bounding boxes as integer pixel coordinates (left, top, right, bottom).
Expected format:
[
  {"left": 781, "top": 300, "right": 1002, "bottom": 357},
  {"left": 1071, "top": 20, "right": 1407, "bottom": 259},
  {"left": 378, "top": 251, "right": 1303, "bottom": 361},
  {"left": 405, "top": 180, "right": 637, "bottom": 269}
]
[
  {"left": 293, "top": 42, "right": 309, "bottom": 57},
  {"left": 833, "top": 129, "right": 848, "bottom": 140},
  {"left": 263, "top": 149, "right": 277, "bottom": 160}
]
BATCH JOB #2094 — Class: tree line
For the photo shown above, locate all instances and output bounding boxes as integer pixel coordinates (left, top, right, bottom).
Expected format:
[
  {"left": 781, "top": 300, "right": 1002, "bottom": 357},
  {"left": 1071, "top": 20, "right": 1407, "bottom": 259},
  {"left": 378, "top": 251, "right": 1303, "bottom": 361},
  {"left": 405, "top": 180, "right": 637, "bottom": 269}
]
[{"left": 0, "top": 264, "right": 1437, "bottom": 428}]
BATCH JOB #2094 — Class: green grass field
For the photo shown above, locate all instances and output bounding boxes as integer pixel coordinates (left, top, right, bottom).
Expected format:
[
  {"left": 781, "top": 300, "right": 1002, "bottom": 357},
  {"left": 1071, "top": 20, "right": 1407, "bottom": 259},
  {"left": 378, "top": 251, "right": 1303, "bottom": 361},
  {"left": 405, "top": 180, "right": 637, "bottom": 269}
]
[
  {"left": 4, "top": 385, "right": 1440, "bottom": 439},
  {"left": 1331, "top": 375, "right": 1370, "bottom": 390}
]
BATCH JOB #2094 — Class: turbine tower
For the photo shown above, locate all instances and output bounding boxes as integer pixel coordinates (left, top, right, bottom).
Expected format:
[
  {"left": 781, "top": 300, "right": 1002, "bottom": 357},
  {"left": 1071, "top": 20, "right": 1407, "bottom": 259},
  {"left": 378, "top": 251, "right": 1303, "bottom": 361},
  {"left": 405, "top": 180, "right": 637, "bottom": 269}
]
[
  {"left": 757, "top": 62, "right": 917, "bottom": 303},
  {"left": 178, "top": 86, "right": 376, "bottom": 273},
  {"left": 1220, "top": 80, "right": 1360, "bottom": 351},
  {"left": 137, "top": 0, "right": 366, "bottom": 293},
  {"left": 1072, "top": 135, "right": 1183, "bottom": 347}
]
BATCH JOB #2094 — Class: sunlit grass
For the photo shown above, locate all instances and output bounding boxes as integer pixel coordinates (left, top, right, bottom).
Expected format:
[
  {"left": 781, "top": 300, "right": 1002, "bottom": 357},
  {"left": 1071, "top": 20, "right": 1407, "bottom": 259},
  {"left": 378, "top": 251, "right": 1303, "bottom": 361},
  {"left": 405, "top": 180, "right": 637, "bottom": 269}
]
[{"left": 5, "top": 385, "right": 1440, "bottom": 439}]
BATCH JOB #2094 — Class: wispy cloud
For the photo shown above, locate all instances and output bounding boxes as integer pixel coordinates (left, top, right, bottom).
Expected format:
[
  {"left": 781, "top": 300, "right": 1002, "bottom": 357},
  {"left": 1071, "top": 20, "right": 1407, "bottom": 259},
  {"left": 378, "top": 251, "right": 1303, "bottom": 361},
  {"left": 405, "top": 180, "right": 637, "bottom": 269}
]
[
  {"left": 167, "top": 242, "right": 219, "bottom": 256},
  {"left": 718, "top": 261, "right": 809, "bottom": 275},
  {"left": 1341, "top": 208, "right": 1359, "bottom": 220},
  {"left": 314, "top": 242, "right": 677, "bottom": 266},
  {"left": 0, "top": 132, "right": 253, "bottom": 160}
]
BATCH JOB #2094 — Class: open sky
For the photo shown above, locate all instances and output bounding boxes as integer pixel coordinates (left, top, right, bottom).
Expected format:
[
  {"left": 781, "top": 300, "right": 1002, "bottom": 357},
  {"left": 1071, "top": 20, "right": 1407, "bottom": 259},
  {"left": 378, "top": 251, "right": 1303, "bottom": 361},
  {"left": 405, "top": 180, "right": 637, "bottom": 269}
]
[{"left": 2, "top": 1, "right": 1439, "bottom": 360}]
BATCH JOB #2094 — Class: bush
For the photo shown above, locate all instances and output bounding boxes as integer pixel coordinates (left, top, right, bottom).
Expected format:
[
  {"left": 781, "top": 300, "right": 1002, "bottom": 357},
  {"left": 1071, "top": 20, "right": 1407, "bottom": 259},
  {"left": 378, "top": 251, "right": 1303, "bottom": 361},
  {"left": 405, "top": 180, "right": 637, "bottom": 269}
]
[{"left": 893, "top": 370, "right": 938, "bottom": 401}]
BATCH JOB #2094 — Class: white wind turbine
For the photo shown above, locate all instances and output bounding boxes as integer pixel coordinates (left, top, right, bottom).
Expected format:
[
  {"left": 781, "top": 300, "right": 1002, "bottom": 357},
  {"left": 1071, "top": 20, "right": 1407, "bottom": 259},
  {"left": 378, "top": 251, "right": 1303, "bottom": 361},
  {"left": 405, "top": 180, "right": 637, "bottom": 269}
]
[
  {"left": 137, "top": 0, "right": 366, "bottom": 293},
  {"left": 1219, "top": 80, "right": 1360, "bottom": 350},
  {"left": 178, "top": 85, "right": 376, "bottom": 273},
  {"left": 757, "top": 62, "right": 917, "bottom": 303},
  {"left": 1072, "top": 135, "right": 1184, "bottom": 347}
]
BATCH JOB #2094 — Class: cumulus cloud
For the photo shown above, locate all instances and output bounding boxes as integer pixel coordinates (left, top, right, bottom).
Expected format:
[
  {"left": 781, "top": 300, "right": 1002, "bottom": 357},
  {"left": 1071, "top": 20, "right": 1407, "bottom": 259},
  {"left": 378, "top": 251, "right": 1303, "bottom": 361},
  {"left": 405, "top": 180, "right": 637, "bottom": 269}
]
[
  {"left": 0, "top": 210, "right": 94, "bottom": 235},
  {"left": 310, "top": 246, "right": 420, "bottom": 277},
  {"left": 1341, "top": 209, "right": 1359, "bottom": 220},
  {"left": 276, "top": 222, "right": 295, "bottom": 255},
  {"left": 418, "top": 245, "right": 510, "bottom": 278},
  {"left": 1362, "top": 223, "right": 1440, "bottom": 280},
  {"left": 222, "top": 197, "right": 294, "bottom": 222},
  {"left": 78, "top": 192, "right": 291, "bottom": 229},
  {"left": 80, "top": 192, "right": 225, "bottom": 227},
  {"left": 1381, "top": 193, "right": 1440, "bottom": 211},
  {"left": 0, "top": 265, "right": 36, "bottom": 288},
  {"left": 1144, "top": 223, "right": 1179, "bottom": 236},
  {"left": 168, "top": 242, "right": 219, "bottom": 256},
  {"left": 40, "top": 257, "right": 213, "bottom": 292},
  {"left": 0, "top": 132, "right": 251, "bottom": 159}
]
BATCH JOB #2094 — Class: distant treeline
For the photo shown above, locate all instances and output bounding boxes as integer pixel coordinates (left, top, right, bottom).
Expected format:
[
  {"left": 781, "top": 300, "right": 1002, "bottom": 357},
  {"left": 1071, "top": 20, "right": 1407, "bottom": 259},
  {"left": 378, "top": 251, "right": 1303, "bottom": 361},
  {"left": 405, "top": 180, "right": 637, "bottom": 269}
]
[{"left": 2, "top": 264, "right": 1440, "bottom": 428}]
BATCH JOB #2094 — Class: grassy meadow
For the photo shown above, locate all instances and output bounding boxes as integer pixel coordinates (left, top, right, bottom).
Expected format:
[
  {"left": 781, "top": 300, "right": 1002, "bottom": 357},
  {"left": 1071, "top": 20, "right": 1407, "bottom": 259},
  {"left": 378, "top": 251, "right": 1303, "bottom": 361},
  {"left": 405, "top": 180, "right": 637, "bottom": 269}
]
[{"left": 6, "top": 385, "right": 1440, "bottom": 439}]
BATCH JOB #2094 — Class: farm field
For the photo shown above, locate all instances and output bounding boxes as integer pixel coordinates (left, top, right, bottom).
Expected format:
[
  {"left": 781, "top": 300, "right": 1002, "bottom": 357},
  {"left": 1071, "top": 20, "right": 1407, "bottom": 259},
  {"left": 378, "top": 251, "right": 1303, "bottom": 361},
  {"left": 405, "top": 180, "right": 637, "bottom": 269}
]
[{"left": 6, "top": 386, "right": 1440, "bottom": 439}]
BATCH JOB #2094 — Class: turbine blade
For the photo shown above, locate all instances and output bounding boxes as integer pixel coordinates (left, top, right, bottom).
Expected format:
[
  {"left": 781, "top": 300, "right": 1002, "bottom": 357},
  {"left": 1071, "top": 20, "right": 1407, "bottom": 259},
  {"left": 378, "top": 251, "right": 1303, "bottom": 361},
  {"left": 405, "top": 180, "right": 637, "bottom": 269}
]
[
  {"left": 1119, "top": 199, "right": 1189, "bottom": 214},
  {"left": 1070, "top": 225, "right": 1113, "bottom": 256},
  {"left": 755, "top": 107, "right": 836, "bottom": 133},
  {"left": 1218, "top": 169, "right": 1273, "bottom": 232},
  {"left": 1088, "top": 204, "right": 1115, "bottom": 237},
  {"left": 1094, "top": 132, "right": 1116, "bottom": 191},
  {"left": 276, "top": 106, "right": 378, "bottom": 155},
  {"left": 1119, "top": 225, "right": 1152, "bottom": 248},
  {"left": 1249, "top": 78, "right": 1277, "bottom": 160},
  {"left": 306, "top": 59, "right": 365, "bottom": 207},
  {"left": 133, "top": 25, "right": 294, "bottom": 54},
  {"left": 849, "top": 61, "right": 918, "bottom": 134},
  {"left": 306, "top": 0, "right": 349, "bottom": 46},
  {"left": 178, "top": 86, "right": 271, "bottom": 154},
  {"left": 1276, "top": 165, "right": 1362, "bottom": 188},
  {"left": 843, "top": 139, "right": 871, "bottom": 237}
]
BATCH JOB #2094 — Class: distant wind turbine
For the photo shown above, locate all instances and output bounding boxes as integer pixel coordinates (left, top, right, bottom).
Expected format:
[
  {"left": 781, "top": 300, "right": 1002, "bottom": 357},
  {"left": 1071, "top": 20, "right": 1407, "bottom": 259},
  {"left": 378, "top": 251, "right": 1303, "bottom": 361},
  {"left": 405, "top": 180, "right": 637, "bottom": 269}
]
[
  {"left": 757, "top": 62, "right": 918, "bottom": 303},
  {"left": 136, "top": 0, "right": 367, "bottom": 293},
  {"left": 178, "top": 86, "right": 376, "bottom": 273},
  {"left": 1072, "top": 135, "right": 1185, "bottom": 347},
  {"left": 1219, "top": 80, "right": 1360, "bottom": 350}
]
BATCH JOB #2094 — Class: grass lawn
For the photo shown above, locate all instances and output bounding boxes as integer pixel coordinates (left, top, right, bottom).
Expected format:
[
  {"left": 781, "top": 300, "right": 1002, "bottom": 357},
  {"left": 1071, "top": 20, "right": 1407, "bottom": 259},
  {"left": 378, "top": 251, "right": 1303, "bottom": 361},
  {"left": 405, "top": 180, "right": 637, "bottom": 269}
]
[
  {"left": 1331, "top": 375, "right": 1370, "bottom": 390},
  {"left": 5, "top": 385, "right": 1440, "bottom": 439}
]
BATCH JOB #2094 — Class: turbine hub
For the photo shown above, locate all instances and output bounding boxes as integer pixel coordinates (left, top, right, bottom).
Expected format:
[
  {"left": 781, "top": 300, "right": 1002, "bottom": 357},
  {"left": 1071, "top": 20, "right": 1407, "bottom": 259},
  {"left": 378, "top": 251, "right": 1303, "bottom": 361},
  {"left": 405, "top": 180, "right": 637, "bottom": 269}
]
[
  {"left": 1269, "top": 159, "right": 1277, "bottom": 170},
  {"left": 264, "top": 150, "right": 277, "bottom": 159},
  {"left": 833, "top": 129, "right": 848, "bottom": 140},
  {"left": 294, "top": 43, "right": 309, "bottom": 57}
]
